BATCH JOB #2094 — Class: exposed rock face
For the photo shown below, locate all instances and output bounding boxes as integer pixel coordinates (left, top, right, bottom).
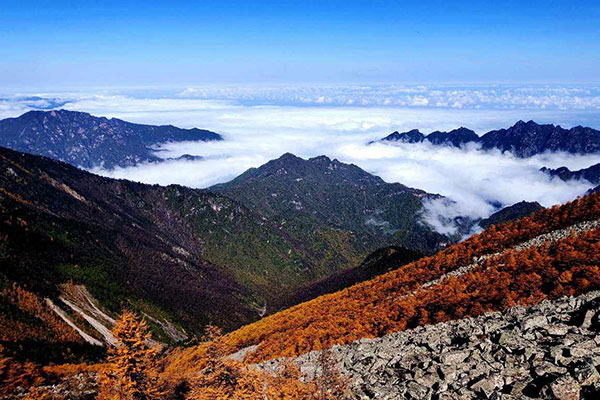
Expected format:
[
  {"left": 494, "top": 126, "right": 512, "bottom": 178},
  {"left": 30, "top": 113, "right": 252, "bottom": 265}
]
[{"left": 262, "top": 291, "right": 600, "bottom": 399}]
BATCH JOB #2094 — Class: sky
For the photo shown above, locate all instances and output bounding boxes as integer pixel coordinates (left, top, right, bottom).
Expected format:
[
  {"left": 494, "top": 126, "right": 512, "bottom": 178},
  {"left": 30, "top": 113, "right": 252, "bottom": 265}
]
[
  {"left": 1, "top": 0, "right": 600, "bottom": 87},
  {"left": 1, "top": 1, "right": 599, "bottom": 233},
  {"left": 4, "top": 87, "right": 597, "bottom": 234}
]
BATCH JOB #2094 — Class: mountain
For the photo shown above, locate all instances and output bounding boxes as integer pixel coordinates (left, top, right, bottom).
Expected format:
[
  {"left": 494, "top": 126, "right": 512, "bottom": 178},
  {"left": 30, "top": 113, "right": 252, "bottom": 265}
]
[
  {"left": 380, "top": 127, "right": 478, "bottom": 147},
  {"left": 0, "top": 110, "right": 222, "bottom": 168},
  {"left": 212, "top": 153, "right": 451, "bottom": 261},
  {"left": 480, "top": 120, "right": 600, "bottom": 157},
  {"left": 5, "top": 155, "right": 600, "bottom": 400},
  {"left": 0, "top": 146, "right": 267, "bottom": 345},
  {"left": 541, "top": 162, "right": 600, "bottom": 185},
  {"left": 271, "top": 246, "right": 424, "bottom": 312},
  {"left": 379, "top": 120, "right": 600, "bottom": 157},
  {"left": 2, "top": 147, "right": 439, "bottom": 360},
  {"left": 426, "top": 127, "right": 479, "bottom": 147},
  {"left": 381, "top": 129, "right": 425, "bottom": 143},
  {"left": 166, "top": 191, "right": 600, "bottom": 397},
  {"left": 479, "top": 200, "right": 544, "bottom": 229}
]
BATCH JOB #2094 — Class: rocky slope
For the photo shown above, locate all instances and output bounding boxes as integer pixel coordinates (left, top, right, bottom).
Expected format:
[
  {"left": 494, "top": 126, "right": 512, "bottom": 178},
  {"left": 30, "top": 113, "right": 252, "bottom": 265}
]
[
  {"left": 379, "top": 120, "right": 600, "bottom": 157},
  {"left": 257, "top": 217, "right": 600, "bottom": 399},
  {"left": 0, "top": 110, "right": 222, "bottom": 168},
  {"left": 265, "top": 290, "right": 600, "bottom": 399}
]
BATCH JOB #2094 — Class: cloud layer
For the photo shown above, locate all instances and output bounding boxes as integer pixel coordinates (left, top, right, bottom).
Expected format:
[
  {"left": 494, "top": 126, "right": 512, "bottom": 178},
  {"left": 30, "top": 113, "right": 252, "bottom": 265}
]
[{"left": 1, "top": 86, "right": 598, "bottom": 234}]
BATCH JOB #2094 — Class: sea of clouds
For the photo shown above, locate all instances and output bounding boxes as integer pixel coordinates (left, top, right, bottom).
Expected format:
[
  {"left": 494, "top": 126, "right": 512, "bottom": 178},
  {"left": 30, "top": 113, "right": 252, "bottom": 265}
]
[{"left": 1, "top": 85, "right": 599, "bottom": 234}]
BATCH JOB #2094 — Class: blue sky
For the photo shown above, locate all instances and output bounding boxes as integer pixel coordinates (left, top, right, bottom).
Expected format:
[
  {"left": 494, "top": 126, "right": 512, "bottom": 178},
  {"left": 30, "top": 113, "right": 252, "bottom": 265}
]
[{"left": 1, "top": 0, "right": 599, "bottom": 87}]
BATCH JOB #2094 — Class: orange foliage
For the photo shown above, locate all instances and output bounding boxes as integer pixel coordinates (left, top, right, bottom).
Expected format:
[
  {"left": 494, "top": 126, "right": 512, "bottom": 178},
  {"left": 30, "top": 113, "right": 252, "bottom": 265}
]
[
  {"left": 167, "top": 192, "right": 600, "bottom": 369},
  {"left": 184, "top": 325, "right": 348, "bottom": 400},
  {"left": 0, "top": 350, "right": 46, "bottom": 396},
  {"left": 0, "top": 283, "right": 82, "bottom": 343},
  {"left": 97, "top": 310, "right": 164, "bottom": 400}
]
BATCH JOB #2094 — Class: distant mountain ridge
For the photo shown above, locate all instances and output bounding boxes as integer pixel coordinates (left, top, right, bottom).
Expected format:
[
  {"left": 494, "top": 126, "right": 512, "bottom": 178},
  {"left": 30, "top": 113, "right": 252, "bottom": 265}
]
[
  {"left": 479, "top": 201, "right": 544, "bottom": 229},
  {"left": 0, "top": 110, "right": 222, "bottom": 168},
  {"left": 541, "top": 163, "right": 600, "bottom": 185},
  {"left": 380, "top": 120, "right": 600, "bottom": 157}
]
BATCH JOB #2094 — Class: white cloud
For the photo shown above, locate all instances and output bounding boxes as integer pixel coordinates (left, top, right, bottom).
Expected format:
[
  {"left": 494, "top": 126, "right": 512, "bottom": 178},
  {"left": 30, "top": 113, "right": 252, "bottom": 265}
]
[
  {"left": 93, "top": 117, "right": 595, "bottom": 236},
  {"left": 1, "top": 86, "right": 598, "bottom": 236}
]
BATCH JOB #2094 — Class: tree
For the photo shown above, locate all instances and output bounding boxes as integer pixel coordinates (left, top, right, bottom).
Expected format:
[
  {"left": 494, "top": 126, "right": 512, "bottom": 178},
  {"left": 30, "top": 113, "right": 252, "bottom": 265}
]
[
  {"left": 313, "top": 348, "right": 351, "bottom": 400},
  {"left": 98, "top": 310, "right": 163, "bottom": 400}
]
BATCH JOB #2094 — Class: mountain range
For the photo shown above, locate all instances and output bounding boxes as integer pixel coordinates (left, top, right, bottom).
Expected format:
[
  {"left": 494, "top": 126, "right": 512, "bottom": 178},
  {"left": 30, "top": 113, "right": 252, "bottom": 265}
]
[
  {"left": 165, "top": 190, "right": 600, "bottom": 399},
  {"left": 2, "top": 110, "right": 600, "bottom": 399},
  {"left": 0, "top": 110, "right": 222, "bottom": 168},
  {"left": 379, "top": 120, "right": 600, "bottom": 157},
  {"left": 0, "top": 146, "right": 455, "bottom": 361},
  {"left": 541, "top": 163, "right": 600, "bottom": 185}
]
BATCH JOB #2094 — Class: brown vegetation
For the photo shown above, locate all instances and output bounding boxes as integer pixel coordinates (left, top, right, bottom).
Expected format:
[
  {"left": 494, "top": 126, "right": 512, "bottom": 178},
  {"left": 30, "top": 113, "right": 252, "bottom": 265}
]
[
  {"left": 97, "top": 310, "right": 163, "bottom": 400},
  {"left": 166, "top": 192, "right": 600, "bottom": 368},
  {"left": 0, "top": 283, "right": 83, "bottom": 344}
]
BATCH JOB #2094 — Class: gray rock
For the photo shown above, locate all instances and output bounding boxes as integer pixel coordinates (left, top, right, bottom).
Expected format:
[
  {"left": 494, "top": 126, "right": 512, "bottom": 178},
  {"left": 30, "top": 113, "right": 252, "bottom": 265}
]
[
  {"left": 257, "top": 290, "right": 600, "bottom": 400},
  {"left": 522, "top": 315, "right": 547, "bottom": 331},
  {"left": 470, "top": 375, "right": 504, "bottom": 398},
  {"left": 440, "top": 350, "right": 471, "bottom": 365},
  {"left": 550, "top": 374, "right": 580, "bottom": 400}
]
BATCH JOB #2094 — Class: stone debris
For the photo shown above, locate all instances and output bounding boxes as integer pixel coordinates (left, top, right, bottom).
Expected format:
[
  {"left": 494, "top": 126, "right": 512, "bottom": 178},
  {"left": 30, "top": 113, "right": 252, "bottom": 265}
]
[{"left": 262, "top": 290, "right": 600, "bottom": 399}]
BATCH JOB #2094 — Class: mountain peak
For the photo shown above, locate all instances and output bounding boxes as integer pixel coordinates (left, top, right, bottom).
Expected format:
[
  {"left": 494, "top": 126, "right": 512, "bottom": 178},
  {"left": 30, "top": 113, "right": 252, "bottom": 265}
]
[
  {"left": 511, "top": 120, "right": 541, "bottom": 129},
  {"left": 381, "top": 129, "right": 425, "bottom": 143},
  {"left": 218, "top": 153, "right": 387, "bottom": 188},
  {"left": 274, "top": 152, "right": 304, "bottom": 164},
  {"left": 426, "top": 127, "right": 479, "bottom": 147},
  {"left": 378, "top": 121, "right": 600, "bottom": 157},
  {"left": 0, "top": 110, "right": 222, "bottom": 168},
  {"left": 308, "top": 155, "right": 332, "bottom": 163}
]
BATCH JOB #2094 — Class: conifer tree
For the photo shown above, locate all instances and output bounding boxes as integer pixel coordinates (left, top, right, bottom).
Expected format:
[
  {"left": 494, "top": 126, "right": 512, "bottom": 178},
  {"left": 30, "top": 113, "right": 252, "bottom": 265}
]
[{"left": 98, "top": 310, "right": 163, "bottom": 400}]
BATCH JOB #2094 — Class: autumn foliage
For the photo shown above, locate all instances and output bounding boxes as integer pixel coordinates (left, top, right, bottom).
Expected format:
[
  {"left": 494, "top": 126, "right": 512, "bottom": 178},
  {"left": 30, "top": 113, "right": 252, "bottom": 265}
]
[
  {"left": 167, "top": 192, "right": 600, "bottom": 368},
  {"left": 184, "top": 325, "right": 349, "bottom": 400},
  {"left": 0, "top": 283, "right": 83, "bottom": 344},
  {"left": 98, "top": 310, "right": 163, "bottom": 400},
  {"left": 3, "top": 192, "right": 600, "bottom": 399}
]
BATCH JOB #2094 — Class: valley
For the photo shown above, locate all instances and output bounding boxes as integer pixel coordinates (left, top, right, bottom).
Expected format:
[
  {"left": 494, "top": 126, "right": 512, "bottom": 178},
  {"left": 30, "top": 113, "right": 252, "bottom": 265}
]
[{"left": 0, "top": 111, "right": 598, "bottom": 399}]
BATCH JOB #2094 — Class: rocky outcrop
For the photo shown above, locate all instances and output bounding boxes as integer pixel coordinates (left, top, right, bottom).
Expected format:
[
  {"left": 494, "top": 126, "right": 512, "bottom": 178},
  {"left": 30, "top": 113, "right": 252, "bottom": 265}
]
[{"left": 262, "top": 291, "right": 600, "bottom": 399}]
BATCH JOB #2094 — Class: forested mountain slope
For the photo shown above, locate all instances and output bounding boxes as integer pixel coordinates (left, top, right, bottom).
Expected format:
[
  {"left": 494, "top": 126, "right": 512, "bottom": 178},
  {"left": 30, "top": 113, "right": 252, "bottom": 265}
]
[
  {"left": 212, "top": 153, "right": 450, "bottom": 260},
  {"left": 167, "top": 191, "right": 600, "bottom": 371},
  {"left": 0, "top": 110, "right": 222, "bottom": 168},
  {"left": 2, "top": 147, "right": 425, "bottom": 357}
]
